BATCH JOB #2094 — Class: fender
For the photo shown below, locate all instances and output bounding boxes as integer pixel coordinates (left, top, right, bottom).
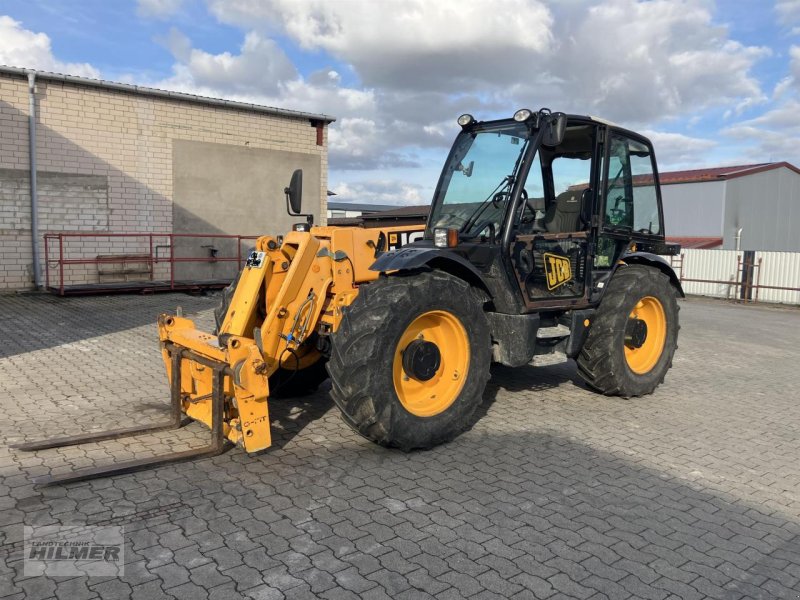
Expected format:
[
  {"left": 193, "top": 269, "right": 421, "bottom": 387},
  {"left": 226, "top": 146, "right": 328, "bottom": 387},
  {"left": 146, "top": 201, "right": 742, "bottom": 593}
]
[
  {"left": 370, "top": 246, "right": 492, "bottom": 297},
  {"left": 620, "top": 251, "right": 685, "bottom": 297}
]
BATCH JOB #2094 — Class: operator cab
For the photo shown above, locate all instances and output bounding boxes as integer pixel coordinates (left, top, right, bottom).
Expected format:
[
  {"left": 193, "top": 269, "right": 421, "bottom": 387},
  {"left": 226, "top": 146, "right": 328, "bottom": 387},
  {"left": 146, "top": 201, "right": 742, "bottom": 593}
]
[{"left": 424, "top": 109, "right": 666, "bottom": 312}]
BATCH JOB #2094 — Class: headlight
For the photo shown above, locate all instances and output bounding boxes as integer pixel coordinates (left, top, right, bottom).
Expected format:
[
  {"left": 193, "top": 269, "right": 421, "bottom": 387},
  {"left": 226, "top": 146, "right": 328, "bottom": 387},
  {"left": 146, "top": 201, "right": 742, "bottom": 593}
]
[
  {"left": 434, "top": 228, "right": 458, "bottom": 248},
  {"left": 513, "top": 108, "right": 532, "bottom": 122},
  {"left": 457, "top": 114, "right": 475, "bottom": 127}
]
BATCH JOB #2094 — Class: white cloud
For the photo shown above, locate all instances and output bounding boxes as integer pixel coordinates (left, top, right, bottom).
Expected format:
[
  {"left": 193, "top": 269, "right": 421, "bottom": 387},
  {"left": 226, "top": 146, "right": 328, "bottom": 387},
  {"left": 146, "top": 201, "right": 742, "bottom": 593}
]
[
  {"left": 207, "top": 0, "right": 554, "bottom": 91},
  {"left": 768, "top": 45, "right": 800, "bottom": 99},
  {"left": 640, "top": 130, "right": 717, "bottom": 169},
  {"left": 792, "top": 45, "right": 800, "bottom": 81},
  {"left": 202, "top": 0, "right": 768, "bottom": 128},
  {"left": 154, "top": 1, "right": 773, "bottom": 198},
  {"left": 0, "top": 16, "right": 99, "bottom": 77},
  {"left": 150, "top": 28, "right": 476, "bottom": 169},
  {"left": 137, "top": 0, "right": 185, "bottom": 19},
  {"left": 158, "top": 30, "right": 296, "bottom": 96},
  {"left": 775, "top": 0, "right": 800, "bottom": 26},
  {"left": 514, "top": 0, "right": 770, "bottom": 124},
  {"left": 331, "top": 180, "right": 426, "bottom": 205},
  {"left": 723, "top": 100, "right": 800, "bottom": 164}
]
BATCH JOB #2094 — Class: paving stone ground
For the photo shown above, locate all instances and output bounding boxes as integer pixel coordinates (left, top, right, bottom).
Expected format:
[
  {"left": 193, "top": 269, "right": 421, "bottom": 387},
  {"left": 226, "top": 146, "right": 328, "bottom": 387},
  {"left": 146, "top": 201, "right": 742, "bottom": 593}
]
[{"left": 1, "top": 291, "right": 799, "bottom": 599}]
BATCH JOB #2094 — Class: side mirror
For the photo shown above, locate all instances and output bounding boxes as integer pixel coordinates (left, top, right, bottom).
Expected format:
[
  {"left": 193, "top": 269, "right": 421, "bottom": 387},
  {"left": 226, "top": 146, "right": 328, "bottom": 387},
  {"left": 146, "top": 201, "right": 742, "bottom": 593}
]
[
  {"left": 285, "top": 169, "right": 303, "bottom": 215},
  {"left": 457, "top": 160, "right": 474, "bottom": 177},
  {"left": 541, "top": 112, "right": 567, "bottom": 147},
  {"left": 284, "top": 169, "right": 314, "bottom": 228}
]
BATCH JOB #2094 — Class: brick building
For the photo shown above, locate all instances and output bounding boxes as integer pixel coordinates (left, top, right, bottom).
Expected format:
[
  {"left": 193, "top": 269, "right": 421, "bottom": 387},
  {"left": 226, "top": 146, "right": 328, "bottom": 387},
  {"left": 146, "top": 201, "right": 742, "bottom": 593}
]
[{"left": 0, "top": 66, "right": 334, "bottom": 291}]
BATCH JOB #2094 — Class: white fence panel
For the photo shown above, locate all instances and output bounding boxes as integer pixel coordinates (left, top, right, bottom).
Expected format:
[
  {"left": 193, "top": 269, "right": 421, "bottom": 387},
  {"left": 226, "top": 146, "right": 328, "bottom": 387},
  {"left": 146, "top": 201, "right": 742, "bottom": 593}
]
[
  {"left": 677, "top": 249, "right": 742, "bottom": 299},
  {"left": 754, "top": 251, "right": 800, "bottom": 305}
]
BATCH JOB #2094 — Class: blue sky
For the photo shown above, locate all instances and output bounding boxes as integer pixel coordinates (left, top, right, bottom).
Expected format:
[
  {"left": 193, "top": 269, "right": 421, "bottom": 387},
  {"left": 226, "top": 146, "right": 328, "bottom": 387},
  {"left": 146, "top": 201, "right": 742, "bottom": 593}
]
[{"left": 2, "top": 0, "right": 800, "bottom": 205}]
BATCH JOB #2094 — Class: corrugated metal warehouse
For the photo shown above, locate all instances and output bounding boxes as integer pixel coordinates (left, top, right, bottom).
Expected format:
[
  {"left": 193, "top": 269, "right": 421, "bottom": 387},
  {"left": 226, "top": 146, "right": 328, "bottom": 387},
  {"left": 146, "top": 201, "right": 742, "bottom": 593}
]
[
  {"left": 660, "top": 163, "right": 800, "bottom": 251},
  {"left": 0, "top": 66, "right": 334, "bottom": 292}
]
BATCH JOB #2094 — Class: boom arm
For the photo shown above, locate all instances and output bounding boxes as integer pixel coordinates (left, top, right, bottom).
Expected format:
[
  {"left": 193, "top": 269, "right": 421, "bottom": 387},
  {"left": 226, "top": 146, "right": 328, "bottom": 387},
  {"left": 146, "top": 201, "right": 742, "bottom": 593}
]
[{"left": 157, "top": 224, "right": 425, "bottom": 454}]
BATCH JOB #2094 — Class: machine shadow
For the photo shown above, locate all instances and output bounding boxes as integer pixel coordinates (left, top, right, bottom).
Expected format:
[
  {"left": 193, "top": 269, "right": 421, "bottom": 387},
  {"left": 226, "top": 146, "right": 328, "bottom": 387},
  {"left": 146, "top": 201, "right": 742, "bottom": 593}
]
[
  {"left": 264, "top": 382, "right": 337, "bottom": 452},
  {"left": 261, "top": 360, "right": 585, "bottom": 455},
  {"left": 162, "top": 428, "right": 800, "bottom": 599},
  {"left": 470, "top": 360, "right": 584, "bottom": 424}
]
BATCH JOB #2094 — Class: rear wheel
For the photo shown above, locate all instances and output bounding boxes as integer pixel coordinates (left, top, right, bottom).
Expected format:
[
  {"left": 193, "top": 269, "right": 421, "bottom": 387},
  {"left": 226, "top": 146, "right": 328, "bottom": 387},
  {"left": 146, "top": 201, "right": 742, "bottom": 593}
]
[
  {"left": 577, "top": 265, "right": 679, "bottom": 397},
  {"left": 327, "top": 270, "right": 491, "bottom": 450}
]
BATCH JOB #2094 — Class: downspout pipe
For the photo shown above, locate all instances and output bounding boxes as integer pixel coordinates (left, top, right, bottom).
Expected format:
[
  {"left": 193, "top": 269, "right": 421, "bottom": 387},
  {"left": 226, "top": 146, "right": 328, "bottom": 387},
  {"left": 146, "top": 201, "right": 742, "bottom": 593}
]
[{"left": 28, "top": 71, "right": 41, "bottom": 289}]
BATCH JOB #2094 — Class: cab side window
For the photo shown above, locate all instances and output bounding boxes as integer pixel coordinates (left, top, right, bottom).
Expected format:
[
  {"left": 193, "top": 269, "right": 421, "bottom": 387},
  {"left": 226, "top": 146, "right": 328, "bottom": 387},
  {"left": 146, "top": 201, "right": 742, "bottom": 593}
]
[
  {"left": 604, "top": 135, "right": 662, "bottom": 235},
  {"left": 604, "top": 137, "right": 632, "bottom": 228},
  {"left": 629, "top": 142, "right": 661, "bottom": 235}
]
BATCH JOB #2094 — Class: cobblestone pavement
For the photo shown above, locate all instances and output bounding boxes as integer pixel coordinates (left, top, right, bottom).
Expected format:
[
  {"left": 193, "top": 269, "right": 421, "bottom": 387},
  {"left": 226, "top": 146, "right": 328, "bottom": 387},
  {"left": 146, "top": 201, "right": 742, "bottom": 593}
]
[{"left": 1, "top": 292, "right": 799, "bottom": 599}]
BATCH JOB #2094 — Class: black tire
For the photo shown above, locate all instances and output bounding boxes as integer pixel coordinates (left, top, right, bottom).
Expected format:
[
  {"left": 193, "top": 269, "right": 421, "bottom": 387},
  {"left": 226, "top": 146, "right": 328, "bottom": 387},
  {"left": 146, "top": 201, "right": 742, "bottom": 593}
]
[
  {"left": 213, "top": 269, "right": 328, "bottom": 398},
  {"left": 327, "top": 270, "right": 491, "bottom": 451},
  {"left": 577, "top": 265, "right": 679, "bottom": 397}
]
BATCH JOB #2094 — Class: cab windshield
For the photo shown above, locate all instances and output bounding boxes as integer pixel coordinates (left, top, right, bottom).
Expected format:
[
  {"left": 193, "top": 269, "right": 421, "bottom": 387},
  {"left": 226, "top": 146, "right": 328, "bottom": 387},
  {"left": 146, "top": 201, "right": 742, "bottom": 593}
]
[{"left": 428, "top": 122, "right": 530, "bottom": 240}]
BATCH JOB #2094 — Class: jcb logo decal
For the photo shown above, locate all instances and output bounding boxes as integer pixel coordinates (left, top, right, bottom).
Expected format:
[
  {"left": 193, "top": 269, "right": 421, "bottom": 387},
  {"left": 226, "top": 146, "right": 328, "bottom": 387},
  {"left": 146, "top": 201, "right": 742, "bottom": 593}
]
[
  {"left": 543, "top": 253, "right": 572, "bottom": 290},
  {"left": 388, "top": 230, "right": 424, "bottom": 251}
]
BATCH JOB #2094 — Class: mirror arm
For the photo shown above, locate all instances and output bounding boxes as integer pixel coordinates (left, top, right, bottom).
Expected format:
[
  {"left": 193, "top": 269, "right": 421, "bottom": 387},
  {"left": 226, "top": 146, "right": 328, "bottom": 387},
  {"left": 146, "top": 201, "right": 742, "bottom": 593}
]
[{"left": 285, "top": 188, "right": 314, "bottom": 226}]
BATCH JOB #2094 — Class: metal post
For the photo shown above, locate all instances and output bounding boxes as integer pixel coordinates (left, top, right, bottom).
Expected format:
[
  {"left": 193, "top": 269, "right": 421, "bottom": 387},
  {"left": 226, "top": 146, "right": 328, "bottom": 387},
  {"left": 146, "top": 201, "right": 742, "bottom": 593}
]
[
  {"left": 27, "top": 72, "right": 42, "bottom": 289},
  {"left": 169, "top": 233, "right": 175, "bottom": 290},
  {"left": 58, "top": 234, "right": 65, "bottom": 296},
  {"left": 149, "top": 234, "right": 154, "bottom": 280},
  {"left": 44, "top": 234, "right": 49, "bottom": 290},
  {"left": 755, "top": 257, "right": 763, "bottom": 303}
]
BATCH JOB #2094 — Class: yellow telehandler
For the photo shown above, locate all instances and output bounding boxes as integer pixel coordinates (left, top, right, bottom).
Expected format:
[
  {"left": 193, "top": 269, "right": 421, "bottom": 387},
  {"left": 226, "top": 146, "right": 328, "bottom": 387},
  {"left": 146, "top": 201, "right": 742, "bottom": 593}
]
[{"left": 16, "top": 109, "right": 682, "bottom": 484}]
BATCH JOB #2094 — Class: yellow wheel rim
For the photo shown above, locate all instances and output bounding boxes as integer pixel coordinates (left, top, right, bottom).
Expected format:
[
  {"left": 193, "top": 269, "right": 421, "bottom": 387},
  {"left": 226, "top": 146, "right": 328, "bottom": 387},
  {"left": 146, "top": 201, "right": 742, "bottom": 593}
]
[
  {"left": 624, "top": 296, "right": 667, "bottom": 375},
  {"left": 279, "top": 345, "right": 320, "bottom": 370},
  {"left": 393, "top": 310, "right": 470, "bottom": 417}
]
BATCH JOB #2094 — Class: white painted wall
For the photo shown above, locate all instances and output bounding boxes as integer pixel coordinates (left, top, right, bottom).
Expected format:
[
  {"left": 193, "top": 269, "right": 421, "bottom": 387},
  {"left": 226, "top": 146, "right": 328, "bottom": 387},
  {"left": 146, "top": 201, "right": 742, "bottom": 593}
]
[{"left": 661, "top": 248, "right": 800, "bottom": 305}]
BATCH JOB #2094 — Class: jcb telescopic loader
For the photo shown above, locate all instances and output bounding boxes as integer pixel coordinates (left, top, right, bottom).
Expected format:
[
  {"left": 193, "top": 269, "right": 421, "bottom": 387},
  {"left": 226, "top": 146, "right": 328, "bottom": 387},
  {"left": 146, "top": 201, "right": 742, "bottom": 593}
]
[{"left": 17, "top": 109, "right": 682, "bottom": 484}]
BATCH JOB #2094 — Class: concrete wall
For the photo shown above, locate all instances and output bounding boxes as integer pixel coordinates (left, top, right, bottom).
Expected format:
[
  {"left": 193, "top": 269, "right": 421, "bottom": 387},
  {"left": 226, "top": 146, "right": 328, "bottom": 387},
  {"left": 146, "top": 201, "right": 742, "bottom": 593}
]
[
  {"left": 723, "top": 167, "right": 800, "bottom": 251},
  {"left": 660, "top": 180, "right": 726, "bottom": 238},
  {"left": 0, "top": 71, "right": 329, "bottom": 290},
  {"left": 172, "top": 140, "right": 321, "bottom": 280}
]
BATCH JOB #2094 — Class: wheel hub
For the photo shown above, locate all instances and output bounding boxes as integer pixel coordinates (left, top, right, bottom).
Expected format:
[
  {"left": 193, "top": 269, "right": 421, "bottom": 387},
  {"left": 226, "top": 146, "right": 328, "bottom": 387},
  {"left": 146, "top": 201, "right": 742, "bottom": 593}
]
[
  {"left": 402, "top": 339, "right": 441, "bottom": 381},
  {"left": 624, "top": 296, "right": 667, "bottom": 375},
  {"left": 624, "top": 317, "right": 648, "bottom": 349}
]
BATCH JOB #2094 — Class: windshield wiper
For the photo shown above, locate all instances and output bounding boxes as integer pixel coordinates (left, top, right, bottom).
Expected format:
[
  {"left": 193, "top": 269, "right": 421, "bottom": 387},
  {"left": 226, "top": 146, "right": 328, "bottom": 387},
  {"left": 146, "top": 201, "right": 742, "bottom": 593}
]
[
  {"left": 459, "top": 136, "right": 530, "bottom": 237},
  {"left": 459, "top": 175, "right": 512, "bottom": 235}
]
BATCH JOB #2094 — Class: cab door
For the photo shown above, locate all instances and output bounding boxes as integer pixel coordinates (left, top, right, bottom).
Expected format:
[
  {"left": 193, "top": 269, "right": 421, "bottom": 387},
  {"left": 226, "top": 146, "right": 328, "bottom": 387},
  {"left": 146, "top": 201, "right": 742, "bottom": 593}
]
[
  {"left": 509, "top": 121, "right": 601, "bottom": 308},
  {"left": 593, "top": 131, "right": 664, "bottom": 274}
]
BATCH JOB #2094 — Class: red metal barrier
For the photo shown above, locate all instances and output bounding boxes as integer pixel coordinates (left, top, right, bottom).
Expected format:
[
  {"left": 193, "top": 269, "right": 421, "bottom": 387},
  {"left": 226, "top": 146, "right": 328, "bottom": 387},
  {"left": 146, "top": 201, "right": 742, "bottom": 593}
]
[{"left": 44, "top": 232, "right": 259, "bottom": 296}]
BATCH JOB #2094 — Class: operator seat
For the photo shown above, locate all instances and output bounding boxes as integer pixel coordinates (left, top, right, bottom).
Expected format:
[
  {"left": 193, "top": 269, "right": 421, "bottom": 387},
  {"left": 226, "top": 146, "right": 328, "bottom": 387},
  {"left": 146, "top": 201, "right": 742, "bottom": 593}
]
[{"left": 544, "top": 189, "right": 583, "bottom": 233}]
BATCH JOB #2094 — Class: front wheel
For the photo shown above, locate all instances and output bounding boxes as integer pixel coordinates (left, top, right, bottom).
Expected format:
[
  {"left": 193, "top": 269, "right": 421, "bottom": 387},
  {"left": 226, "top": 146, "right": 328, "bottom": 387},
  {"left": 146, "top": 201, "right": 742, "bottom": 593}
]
[
  {"left": 327, "top": 270, "right": 491, "bottom": 450},
  {"left": 577, "top": 265, "right": 679, "bottom": 397}
]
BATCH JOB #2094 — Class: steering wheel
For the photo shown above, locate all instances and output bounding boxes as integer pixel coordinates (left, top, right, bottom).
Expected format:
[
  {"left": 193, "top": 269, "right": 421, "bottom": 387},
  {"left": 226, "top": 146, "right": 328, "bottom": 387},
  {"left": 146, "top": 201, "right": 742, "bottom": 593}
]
[
  {"left": 519, "top": 189, "right": 542, "bottom": 224},
  {"left": 608, "top": 195, "right": 629, "bottom": 225}
]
